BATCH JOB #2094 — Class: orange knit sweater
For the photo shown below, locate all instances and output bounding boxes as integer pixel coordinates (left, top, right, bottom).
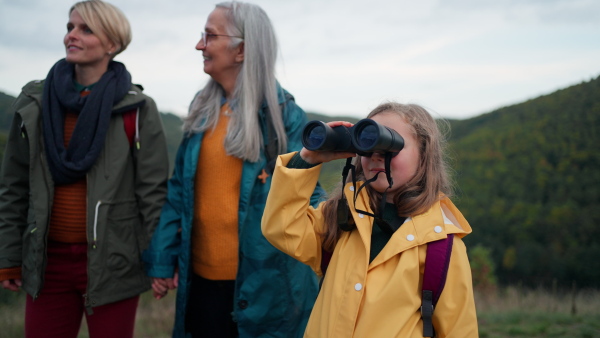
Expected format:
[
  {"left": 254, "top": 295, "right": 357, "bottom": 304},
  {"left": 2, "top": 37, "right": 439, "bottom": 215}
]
[
  {"left": 47, "top": 111, "right": 88, "bottom": 243},
  {"left": 191, "top": 104, "right": 243, "bottom": 280}
]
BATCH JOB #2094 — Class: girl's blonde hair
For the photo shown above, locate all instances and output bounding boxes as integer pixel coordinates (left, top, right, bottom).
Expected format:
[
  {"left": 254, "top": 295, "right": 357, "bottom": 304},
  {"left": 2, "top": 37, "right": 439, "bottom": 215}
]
[
  {"left": 70, "top": 0, "right": 132, "bottom": 57},
  {"left": 320, "top": 102, "right": 453, "bottom": 251}
]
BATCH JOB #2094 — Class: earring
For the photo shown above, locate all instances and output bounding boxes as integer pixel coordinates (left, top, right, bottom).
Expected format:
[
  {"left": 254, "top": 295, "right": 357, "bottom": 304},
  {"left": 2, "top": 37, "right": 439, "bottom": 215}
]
[{"left": 107, "top": 51, "right": 113, "bottom": 56}]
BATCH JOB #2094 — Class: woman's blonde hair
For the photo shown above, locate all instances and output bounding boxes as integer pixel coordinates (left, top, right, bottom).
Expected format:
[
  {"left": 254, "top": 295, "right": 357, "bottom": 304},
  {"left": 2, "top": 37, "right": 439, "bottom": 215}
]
[
  {"left": 320, "top": 102, "right": 454, "bottom": 251},
  {"left": 70, "top": 0, "right": 132, "bottom": 56}
]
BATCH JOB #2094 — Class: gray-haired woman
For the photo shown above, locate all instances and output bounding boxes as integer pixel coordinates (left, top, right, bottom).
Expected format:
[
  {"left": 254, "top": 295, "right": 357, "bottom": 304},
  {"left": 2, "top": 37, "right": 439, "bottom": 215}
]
[{"left": 143, "top": 1, "right": 324, "bottom": 337}]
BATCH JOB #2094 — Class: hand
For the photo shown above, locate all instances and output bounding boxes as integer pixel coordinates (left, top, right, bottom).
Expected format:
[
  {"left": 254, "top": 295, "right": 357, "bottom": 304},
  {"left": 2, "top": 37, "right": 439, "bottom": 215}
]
[
  {"left": 1, "top": 278, "right": 22, "bottom": 292},
  {"left": 151, "top": 272, "right": 179, "bottom": 300},
  {"left": 300, "top": 121, "right": 357, "bottom": 164}
]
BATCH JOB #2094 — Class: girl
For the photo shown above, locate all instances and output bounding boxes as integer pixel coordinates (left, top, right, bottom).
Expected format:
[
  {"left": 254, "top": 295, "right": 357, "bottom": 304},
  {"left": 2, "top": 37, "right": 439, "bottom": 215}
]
[{"left": 261, "top": 102, "right": 478, "bottom": 337}]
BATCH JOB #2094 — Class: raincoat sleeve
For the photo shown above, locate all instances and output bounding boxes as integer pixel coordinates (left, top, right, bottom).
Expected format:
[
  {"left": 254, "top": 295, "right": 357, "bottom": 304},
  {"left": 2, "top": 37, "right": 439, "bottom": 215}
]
[
  {"left": 261, "top": 152, "right": 326, "bottom": 274},
  {"left": 142, "top": 135, "right": 188, "bottom": 278},
  {"left": 134, "top": 96, "right": 169, "bottom": 246}
]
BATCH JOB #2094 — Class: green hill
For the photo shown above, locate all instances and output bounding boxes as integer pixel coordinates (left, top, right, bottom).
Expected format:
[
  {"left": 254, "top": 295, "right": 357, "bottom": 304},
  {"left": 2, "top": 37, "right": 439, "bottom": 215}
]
[
  {"left": 449, "top": 76, "right": 600, "bottom": 288},
  {"left": 1, "top": 76, "right": 599, "bottom": 288},
  {"left": 0, "top": 91, "right": 14, "bottom": 132}
]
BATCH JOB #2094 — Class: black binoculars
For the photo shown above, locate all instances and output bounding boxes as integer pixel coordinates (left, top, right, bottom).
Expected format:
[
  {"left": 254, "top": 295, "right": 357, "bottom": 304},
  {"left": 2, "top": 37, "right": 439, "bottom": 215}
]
[{"left": 301, "top": 118, "right": 404, "bottom": 156}]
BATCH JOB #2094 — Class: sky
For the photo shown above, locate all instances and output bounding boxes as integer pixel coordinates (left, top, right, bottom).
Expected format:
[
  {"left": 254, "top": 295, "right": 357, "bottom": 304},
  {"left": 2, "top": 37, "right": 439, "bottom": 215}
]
[{"left": 0, "top": 0, "right": 599, "bottom": 120}]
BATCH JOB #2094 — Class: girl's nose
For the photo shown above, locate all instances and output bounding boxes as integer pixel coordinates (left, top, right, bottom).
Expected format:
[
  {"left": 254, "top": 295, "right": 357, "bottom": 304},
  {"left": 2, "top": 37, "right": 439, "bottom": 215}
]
[{"left": 370, "top": 152, "right": 385, "bottom": 161}]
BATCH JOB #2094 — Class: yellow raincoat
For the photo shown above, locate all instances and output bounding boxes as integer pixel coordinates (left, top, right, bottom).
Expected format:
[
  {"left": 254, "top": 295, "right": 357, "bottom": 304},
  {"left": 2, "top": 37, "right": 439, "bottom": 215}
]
[{"left": 262, "top": 153, "right": 478, "bottom": 337}]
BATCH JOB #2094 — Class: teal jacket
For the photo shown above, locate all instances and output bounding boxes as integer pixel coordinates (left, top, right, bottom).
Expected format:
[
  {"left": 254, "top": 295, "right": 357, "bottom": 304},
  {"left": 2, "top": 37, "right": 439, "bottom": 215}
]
[
  {"left": 0, "top": 80, "right": 169, "bottom": 310},
  {"left": 143, "top": 87, "right": 325, "bottom": 337}
]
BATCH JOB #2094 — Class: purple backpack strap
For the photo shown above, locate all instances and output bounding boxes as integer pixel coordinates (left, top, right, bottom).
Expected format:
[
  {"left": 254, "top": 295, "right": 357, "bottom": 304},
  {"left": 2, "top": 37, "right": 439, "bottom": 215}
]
[{"left": 421, "top": 234, "right": 454, "bottom": 337}]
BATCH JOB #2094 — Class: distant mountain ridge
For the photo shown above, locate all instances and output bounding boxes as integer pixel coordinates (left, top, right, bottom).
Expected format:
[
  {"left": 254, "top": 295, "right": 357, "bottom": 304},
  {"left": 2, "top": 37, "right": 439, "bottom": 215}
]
[
  {"left": 1, "top": 75, "right": 599, "bottom": 288},
  {"left": 449, "top": 75, "right": 600, "bottom": 288}
]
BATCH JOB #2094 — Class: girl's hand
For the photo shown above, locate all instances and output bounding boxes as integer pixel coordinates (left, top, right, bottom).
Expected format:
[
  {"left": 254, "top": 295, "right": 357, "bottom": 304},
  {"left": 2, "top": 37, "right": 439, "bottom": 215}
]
[
  {"left": 1, "top": 278, "right": 22, "bottom": 292},
  {"left": 300, "top": 121, "right": 357, "bottom": 164}
]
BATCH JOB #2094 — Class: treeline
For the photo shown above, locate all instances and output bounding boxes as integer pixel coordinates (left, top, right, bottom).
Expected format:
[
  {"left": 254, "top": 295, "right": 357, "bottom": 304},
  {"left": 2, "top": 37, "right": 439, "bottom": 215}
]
[
  {"left": 449, "top": 76, "right": 600, "bottom": 288},
  {"left": 1, "top": 75, "right": 599, "bottom": 289}
]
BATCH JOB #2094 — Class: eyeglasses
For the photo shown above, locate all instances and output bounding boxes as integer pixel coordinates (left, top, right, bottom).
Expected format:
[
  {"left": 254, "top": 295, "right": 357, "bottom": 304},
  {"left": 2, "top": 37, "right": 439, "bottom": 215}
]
[{"left": 200, "top": 31, "right": 243, "bottom": 46}]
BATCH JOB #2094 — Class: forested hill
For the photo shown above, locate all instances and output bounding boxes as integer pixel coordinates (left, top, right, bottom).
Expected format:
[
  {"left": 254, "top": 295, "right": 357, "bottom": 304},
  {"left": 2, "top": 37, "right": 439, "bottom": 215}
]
[
  {"left": 0, "top": 75, "right": 599, "bottom": 288},
  {"left": 449, "top": 76, "right": 600, "bottom": 288}
]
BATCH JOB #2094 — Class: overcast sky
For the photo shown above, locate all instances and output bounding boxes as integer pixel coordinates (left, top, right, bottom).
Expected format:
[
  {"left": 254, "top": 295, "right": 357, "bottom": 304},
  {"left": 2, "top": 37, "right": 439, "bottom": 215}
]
[{"left": 1, "top": 0, "right": 598, "bottom": 120}]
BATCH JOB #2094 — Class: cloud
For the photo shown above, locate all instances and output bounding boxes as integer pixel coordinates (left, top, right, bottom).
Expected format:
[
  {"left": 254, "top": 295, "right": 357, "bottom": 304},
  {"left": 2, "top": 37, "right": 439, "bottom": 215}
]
[{"left": 0, "top": 0, "right": 598, "bottom": 120}]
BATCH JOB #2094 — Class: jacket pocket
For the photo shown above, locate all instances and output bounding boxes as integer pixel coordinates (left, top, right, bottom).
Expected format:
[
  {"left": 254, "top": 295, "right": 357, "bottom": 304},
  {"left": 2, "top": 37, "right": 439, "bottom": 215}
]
[
  {"left": 238, "top": 266, "right": 287, "bottom": 326},
  {"left": 104, "top": 201, "right": 144, "bottom": 279}
]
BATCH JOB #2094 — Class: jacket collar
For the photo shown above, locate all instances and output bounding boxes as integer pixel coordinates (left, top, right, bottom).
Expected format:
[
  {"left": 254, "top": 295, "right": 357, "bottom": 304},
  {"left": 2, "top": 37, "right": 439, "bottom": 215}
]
[
  {"left": 343, "top": 182, "right": 472, "bottom": 268},
  {"left": 20, "top": 79, "right": 147, "bottom": 113}
]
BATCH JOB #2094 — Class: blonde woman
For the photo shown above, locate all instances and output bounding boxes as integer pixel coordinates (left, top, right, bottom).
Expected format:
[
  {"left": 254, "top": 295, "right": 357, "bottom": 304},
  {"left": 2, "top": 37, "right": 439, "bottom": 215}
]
[{"left": 0, "top": 1, "right": 168, "bottom": 337}]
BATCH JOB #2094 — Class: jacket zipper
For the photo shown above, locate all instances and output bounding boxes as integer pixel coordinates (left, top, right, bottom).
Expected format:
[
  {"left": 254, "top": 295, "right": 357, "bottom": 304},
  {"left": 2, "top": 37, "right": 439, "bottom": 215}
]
[
  {"left": 36, "top": 144, "right": 52, "bottom": 300},
  {"left": 85, "top": 173, "right": 96, "bottom": 315}
]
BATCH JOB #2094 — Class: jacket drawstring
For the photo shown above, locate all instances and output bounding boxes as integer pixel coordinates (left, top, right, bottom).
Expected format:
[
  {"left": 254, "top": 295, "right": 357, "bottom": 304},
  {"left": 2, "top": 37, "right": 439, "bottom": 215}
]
[
  {"left": 135, "top": 107, "right": 140, "bottom": 150},
  {"left": 93, "top": 201, "right": 102, "bottom": 249}
]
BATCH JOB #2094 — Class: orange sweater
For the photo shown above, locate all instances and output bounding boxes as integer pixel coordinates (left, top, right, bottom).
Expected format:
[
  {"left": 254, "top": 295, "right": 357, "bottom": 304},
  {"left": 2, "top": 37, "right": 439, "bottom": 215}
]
[
  {"left": 191, "top": 104, "right": 243, "bottom": 280},
  {"left": 48, "top": 111, "right": 88, "bottom": 243}
]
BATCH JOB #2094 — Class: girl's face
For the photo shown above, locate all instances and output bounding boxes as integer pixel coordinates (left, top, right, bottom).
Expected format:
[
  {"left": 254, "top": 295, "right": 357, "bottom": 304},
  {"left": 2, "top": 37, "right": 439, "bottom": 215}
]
[
  {"left": 195, "top": 7, "right": 244, "bottom": 86},
  {"left": 360, "top": 112, "right": 421, "bottom": 202},
  {"left": 64, "top": 10, "right": 113, "bottom": 68}
]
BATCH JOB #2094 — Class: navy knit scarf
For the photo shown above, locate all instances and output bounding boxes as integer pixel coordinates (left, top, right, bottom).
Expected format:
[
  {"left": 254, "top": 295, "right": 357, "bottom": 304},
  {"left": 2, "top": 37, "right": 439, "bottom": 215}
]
[{"left": 42, "top": 59, "right": 132, "bottom": 185}]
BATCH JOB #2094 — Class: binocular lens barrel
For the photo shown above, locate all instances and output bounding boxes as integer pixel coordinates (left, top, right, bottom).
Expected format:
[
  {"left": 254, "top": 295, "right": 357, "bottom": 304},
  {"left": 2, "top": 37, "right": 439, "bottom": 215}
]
[
  {"left": 303, "top": 123, "right": 327, "bottom": 150},
  {"left": 352, "top": 119, "right": 404, "bottom": 153},
  {"left": 301, "top": 118, "right": 404, "bottom": 155},
  {"left": 302, "top": 121, "right": 354, "bottom": 152},
  {"left": 354, "top": 123, "right": 378, "bottom": 150}
]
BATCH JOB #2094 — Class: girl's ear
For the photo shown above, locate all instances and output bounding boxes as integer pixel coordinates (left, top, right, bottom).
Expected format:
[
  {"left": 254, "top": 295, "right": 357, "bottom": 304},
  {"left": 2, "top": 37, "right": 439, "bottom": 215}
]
[{"left": 235, "top": 42, "right": 244, "bottom": 63}]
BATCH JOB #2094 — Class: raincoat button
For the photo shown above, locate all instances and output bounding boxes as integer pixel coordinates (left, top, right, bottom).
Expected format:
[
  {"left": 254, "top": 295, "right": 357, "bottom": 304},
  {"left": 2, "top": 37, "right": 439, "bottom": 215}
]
[
  {"left": 434, "top": 226, "right": 443, "bottom": 233},
  {"left": 238, "top": 300, "right": 248, "bottom": 309},
  {"left": 349, "top": 186, "right": 355, "bottom": 191},
  {"left": 355, "top": 283, "right": 362, "bottom": 291},
  {"left": 359, "top": 214, "right": 364, "bottom": 218},
  {"left": 406, "top": 234, "right": 415, "bottom": 241}
]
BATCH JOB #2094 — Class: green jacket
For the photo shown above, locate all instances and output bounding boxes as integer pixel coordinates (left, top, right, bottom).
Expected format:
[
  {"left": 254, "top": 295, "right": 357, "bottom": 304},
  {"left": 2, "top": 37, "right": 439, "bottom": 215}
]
[{"left": 0, "top": 80, "right": 169, "bottom": 311}]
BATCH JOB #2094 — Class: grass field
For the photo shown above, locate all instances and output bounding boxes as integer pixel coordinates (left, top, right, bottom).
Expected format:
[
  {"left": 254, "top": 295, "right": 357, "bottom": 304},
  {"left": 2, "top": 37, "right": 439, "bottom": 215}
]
[{"left": 1, "top": 286, "right": 599, "bottom": 337}]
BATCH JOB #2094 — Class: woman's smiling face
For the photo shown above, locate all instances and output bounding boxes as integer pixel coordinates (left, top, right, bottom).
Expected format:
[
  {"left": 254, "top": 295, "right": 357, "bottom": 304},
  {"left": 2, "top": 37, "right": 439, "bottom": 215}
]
[
  {"left": 195, "top": 7, "right": 244, "bottom": 87},
  {"left": 63, "top": 9, "right": 113, "bottom": 68},
  {"left": 360, "top": 112, "right": 421, "bottom": 201}
]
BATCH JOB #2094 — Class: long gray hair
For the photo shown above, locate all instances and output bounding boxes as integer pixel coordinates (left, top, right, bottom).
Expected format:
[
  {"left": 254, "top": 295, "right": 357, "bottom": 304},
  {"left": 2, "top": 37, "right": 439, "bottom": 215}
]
[{"left": 183, "top": 1, "right": 286, "bottom": 162}]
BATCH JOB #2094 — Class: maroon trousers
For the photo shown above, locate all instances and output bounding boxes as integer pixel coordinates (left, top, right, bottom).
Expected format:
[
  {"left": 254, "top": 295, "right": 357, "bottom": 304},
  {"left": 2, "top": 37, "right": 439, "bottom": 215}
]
[{"left": 25, "top": 242, "right": 139, "bottom": 338}]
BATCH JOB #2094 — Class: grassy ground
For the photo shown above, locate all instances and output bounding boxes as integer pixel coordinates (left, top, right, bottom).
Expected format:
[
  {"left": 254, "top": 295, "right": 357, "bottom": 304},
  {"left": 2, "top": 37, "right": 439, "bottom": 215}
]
[
  {"left": 1, "top": 286, "right": 599, "bottom": 337},
  {"left": 474, "top": 287, "right": 600, "bottom": 337}
]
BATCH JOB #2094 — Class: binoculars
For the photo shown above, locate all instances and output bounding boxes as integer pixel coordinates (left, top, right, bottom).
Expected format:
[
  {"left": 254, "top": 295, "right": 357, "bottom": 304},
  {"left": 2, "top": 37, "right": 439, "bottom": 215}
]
[{"left": 301, "top": 118, "right": 404, "bottom": 156}]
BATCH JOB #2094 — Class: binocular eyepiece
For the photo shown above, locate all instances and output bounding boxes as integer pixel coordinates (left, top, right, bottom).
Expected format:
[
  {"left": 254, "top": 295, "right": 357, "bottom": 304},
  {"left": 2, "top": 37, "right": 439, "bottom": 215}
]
[{"left": 301, "top": 118, "right": 404, "bottom": 156}]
